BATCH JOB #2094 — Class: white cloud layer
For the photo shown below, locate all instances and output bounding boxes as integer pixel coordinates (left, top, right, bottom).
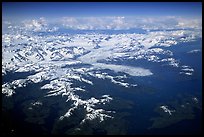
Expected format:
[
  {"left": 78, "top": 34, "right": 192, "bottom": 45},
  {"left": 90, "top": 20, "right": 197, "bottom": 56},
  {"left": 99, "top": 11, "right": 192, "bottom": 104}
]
[
  {"left": 22, "top": 17, "right": 59, "bottom": 32},
  {"left": 60, "top": 16, "right": 129, "bottom": 30},
  {"left": 59, "top": 16, "right": 202, "bottom": 30},
  {"left": 2, "top": 16, "right": 202, "bottom": 32}
]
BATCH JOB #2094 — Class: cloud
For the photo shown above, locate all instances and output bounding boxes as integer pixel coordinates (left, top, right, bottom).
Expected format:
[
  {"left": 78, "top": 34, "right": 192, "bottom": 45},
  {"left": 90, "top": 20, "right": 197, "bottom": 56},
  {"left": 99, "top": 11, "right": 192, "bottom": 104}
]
[
  {"left": 22, "top": 17, "right": 59, "bottom": 32},
  {"left": 176, "top": 18, "right": 202, "bottom": 29},
  {"left": 60, "top": 16, "right": 134, "bottom": 30},
  {"left": 3, "top": 16, "right": 202, "bottom": 32},
  {"left": 22, "top": 17, "right": 47, "bottom": 32},
  {"left": 59, "top": 16, "right": 202, "bottom": 30}
]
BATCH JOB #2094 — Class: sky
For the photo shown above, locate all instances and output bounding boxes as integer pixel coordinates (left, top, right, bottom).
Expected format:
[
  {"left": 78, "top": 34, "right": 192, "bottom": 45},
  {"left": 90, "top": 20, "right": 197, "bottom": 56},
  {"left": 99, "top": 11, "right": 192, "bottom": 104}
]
[
  {"left": 2, "top": 2, "right": 202, "bottom": 31},
  {"left": 2, "top": 2, "right": 202, "bottom": 20}
]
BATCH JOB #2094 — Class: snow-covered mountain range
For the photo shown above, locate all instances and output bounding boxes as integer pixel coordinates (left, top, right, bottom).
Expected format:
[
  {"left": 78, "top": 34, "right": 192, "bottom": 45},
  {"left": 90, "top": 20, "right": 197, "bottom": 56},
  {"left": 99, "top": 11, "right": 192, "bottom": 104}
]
[{"left": 2, "top": 24, "right": 202, "bottom": 125}]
